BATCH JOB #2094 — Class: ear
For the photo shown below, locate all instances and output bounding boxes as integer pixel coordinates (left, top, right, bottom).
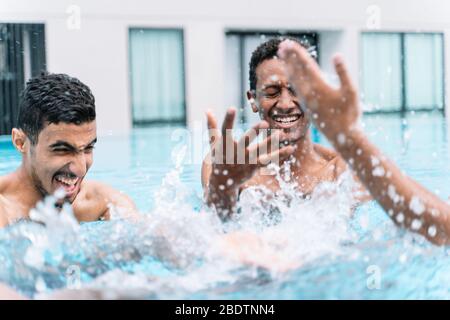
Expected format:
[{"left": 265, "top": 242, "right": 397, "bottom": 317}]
[
  {"left": 11, "top": 128, "right": 28, "bottom": 153},
  {"left": 246, "top": 90, "right": 258, "bottom": 113}
]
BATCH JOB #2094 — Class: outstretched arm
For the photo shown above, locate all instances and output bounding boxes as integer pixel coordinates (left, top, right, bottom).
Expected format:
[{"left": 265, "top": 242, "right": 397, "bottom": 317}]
[
  {"left": 332, "top": 128, "right": 450, "bottom": 244},
  {"left": 278, "top": 40, "right": 450, "bottom": 245}
]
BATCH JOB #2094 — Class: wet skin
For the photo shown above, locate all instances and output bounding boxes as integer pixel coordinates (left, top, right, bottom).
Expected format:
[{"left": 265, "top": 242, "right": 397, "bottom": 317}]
[
  {"left": 202, "top": 58, "right": 362, "bottom": 217},
  {"left": 0, "top": 121, "right": 136, "bottom": 228},
  {"left": 242, "top": 58, "right": 345, "bottom": 193},
  {"left": 277, "top": 39, "right": 450, "bottom": 245}
]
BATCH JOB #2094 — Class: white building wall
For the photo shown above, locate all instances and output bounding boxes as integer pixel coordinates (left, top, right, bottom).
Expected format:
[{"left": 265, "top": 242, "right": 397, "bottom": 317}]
[{"left": 1, "top": 0, "right": 450, "bottom": 134}]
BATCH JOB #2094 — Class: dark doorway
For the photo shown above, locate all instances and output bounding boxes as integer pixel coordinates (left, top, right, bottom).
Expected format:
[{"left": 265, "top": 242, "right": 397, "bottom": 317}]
[{"left": 0, "top": 23, "right": 46, "bottom": 135}]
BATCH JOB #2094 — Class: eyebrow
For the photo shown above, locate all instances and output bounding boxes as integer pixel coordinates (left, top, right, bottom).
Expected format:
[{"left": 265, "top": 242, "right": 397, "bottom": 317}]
[
  {"left": 260, "top": 84, "right": 281, "bottom": 90},
  {"left": 49, "top": 138, "right": 97, "bottom": 151},
  {"left": 262, "top": 82, "right": 296, "bottom": 90}
]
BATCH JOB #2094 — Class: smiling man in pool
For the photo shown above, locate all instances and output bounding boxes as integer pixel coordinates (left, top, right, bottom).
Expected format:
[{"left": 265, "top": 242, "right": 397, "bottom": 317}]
[
  {"left": 202, "top": 37, "right": 367, "bottom": 218},
  {"left": 0, "top": 73, "right": 136, "bottom": 228}
]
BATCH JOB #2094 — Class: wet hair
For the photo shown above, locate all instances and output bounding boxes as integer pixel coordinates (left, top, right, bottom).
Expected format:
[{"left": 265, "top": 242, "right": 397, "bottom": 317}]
[
  {"left": 17, "top": 72, "right": 96, "bottom": 144},
  {"left": 248, "top": 37, "right": 310, "bottom": 92}
]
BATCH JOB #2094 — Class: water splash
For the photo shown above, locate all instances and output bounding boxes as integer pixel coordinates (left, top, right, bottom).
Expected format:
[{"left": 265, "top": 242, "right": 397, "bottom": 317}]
[{"left": 0, "top": 145, "right": 447, "bottom": 299}]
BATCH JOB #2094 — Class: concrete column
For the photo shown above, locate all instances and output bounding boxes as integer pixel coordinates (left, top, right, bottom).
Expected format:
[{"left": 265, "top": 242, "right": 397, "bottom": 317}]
[
  {"left": 46, "top": 18, "right": 131, "bottom": 136},
  {"left": 184, "top": 22, "right": 226, "bottom": 129},
  {"left": 319, "top": 27, "right": 360, "bottom": 89}
]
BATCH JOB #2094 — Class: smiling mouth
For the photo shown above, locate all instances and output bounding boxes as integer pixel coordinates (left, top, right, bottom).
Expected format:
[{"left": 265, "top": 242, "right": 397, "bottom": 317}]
[
  {"left": 270, "top": 111, "right": 304, "bottom": 125},
  {"left": 53, "top": 173, "right": 80, "bottom": 197},
  {"left": 272, "top": 114, "right": 302, "bottom": 123}
]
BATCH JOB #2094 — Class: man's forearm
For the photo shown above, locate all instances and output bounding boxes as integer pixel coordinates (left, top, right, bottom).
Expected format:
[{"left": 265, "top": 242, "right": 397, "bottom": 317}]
[
  {"left": 0, "top": 283, "right": 27, "bottom": 300},
  {"left": 331, "top": 129, "right": 450, "bottom": 245}
]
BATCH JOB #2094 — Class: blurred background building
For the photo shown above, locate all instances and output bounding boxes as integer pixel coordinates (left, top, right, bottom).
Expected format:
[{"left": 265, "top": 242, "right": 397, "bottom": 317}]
[{"left": 0, "top": 0, "right": 448, "bottom": 135}]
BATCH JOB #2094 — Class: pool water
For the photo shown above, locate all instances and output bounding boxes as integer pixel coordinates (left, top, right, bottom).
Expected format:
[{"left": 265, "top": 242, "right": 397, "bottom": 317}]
[{"left": 1, "top": 113, "right": 450, "bottom": 299}]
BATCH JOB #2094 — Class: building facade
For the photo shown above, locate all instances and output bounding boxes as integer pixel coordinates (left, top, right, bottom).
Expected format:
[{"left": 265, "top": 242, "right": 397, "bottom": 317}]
[{"left": 0, "top": 0, "right": 449, "bottom": 135}]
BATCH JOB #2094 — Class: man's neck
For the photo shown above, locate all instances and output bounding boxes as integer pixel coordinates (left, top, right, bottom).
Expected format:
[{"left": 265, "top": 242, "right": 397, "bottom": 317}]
[{"left": 9, "top": 165, "right": 43, "bottom": 214}]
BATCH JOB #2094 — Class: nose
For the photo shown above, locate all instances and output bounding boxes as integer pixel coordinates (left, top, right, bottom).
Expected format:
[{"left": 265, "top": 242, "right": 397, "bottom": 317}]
[
  {"left": 69, "top": 153, "right": 89, "bottom": 177},
  {"left": 277, "top": 88, "right": 297, "bottom": 112}
]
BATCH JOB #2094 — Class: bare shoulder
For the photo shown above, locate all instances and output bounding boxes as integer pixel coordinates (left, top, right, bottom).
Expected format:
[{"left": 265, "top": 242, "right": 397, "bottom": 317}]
[
  {"left": 0, "top": 174, "right": 11, "bottom": 193},
  {"left": 83, "top": 180, "right": 116, "bottom": 197},
  {"left": 332, "top": 155, "right": 348, "bottom": 178},
  {"left": 313, "top": 144, "right": 347, "bottom": 179},
  {"left": 83, "top": 180, "right": 130, "bottom": 202},
  {"left": 313, "top": 143, "right": 338, "bottom": 160},
  {"left": 313, "top": 144, "right": 370, "bottom": 202},
  {"left": 82, "top": 180, "right": 137, "bottom": 212}
]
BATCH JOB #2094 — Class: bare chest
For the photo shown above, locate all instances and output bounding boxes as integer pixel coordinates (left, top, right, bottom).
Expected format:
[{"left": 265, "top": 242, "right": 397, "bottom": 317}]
[{"left": 240, "top": 162, "right": 338, "bottom": 195}]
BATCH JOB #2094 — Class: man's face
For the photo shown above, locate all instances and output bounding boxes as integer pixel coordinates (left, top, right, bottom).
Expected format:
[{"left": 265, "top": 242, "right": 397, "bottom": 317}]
[
  {"left": 252, "top": 58, "right": 310, "bottom": 144},
  {"left": 25, "top": 121, "right": 97, "bottom": 203}
]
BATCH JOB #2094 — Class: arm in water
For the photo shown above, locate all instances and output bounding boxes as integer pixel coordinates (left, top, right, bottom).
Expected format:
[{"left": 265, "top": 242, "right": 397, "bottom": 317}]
[
  {"left": 0, "top": 283, "right": 27, "bottom": 299},
  {"left": 278, "top": 40, "right": 450, "bottom": 245},
  {"left": 201, "top": 107, "right": 295, "bottom": 219}
]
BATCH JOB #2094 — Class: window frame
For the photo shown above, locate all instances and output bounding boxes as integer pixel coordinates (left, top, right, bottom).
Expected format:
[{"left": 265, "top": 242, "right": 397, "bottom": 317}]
[
  {"left": 225, "top": 30, "right": 319, "bottom": 123},
  {"left": 361, "top": 31, "right": 445, "bottom": 117},
  {"left": 128, "top": 27, "right": 187, "bottom": 127}
]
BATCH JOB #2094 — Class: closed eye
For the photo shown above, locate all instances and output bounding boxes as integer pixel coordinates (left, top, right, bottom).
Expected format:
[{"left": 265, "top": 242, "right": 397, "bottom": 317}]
[
  {"left": 52, "top": 148, "right": 71, "bottom": 153},
  {"left": 264, "top": 87, "right": 280, "bottom": 98},
  {"left": 84, "top": 146, "right": 95, "bottom": 153}
]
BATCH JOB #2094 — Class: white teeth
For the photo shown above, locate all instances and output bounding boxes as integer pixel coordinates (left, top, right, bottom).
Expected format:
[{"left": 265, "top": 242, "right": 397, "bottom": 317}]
[
  {"left": 272, "top": 115, "right": 301, "bottom": 123},
  {"left": 55, "top": 176, "right": 78, "bottom": 186}
]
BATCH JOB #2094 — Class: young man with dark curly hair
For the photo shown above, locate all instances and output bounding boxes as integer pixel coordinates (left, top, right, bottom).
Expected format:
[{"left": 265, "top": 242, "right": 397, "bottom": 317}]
[
  {"left": 0, "top": 73, "right": 136, "bottom": 228},
  {"left": 202, "top": 37, "right": 368, "bottom": 218}
]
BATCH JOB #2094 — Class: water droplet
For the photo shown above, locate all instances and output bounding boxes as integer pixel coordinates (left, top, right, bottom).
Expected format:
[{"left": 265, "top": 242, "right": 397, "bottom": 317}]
[
  {"left": 337, "top": 133, "right": 346, "bottom": 145},
  {"left": 411, "top": 219, "right": 422, "bottom": 230},
  {"left": 396, "top": 212, "right": 405, "bottom": 224},
  {"left": 409, "top": 196, "right": 425, "bottom": 216},
  {"left": 372, "top": 166, "right": 385, "bottom": 177},
  {"left": 399, "top": 253, "right": 407, "bottom": 264},
  {"left": 428, "top": 225, "right": 437, "bottom": 237}
]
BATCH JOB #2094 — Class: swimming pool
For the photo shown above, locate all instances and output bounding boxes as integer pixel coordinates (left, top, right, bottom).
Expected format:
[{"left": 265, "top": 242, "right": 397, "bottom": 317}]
[{"left": 1, "top": 113, "right": 450, "bottom": 299}]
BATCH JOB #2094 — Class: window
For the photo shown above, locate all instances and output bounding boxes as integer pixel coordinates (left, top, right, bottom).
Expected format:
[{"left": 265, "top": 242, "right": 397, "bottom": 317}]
[
  {"left": 361, "top": 33, "right": 402, "bottom": 112},
  {"left": 129, "top": 28, "right": 186, "bottom": 126},
  {"left": 404, "top": 33, "right": 444, "bottom": 110},
  {"left": 0, "top": 23, "right": 46, "bottom": 135},
  {"left": 225, "top": 31, "right": 318, "bottom": 124},
  {"left": 361, "top": 32, "right": 444, "bottom": 114}
]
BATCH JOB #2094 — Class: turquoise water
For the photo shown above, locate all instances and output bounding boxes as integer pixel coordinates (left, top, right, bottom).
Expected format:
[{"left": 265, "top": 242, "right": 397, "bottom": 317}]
[{"left": 1, "top": 113, "right": 450, "bottom": 299}]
